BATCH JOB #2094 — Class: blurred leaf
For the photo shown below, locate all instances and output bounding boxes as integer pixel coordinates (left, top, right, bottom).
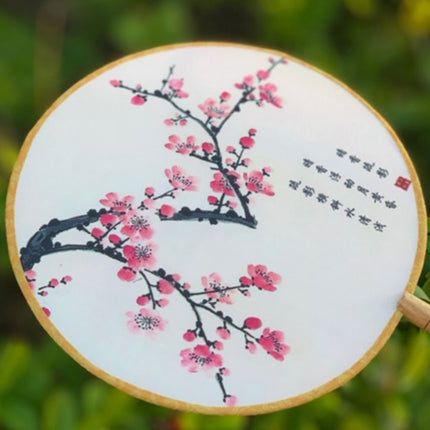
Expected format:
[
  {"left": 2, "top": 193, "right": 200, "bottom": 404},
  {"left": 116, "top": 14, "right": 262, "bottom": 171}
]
[
  {"left": 338, "top": 413, "right": 378, "bottom": 430},
  {"left": 178, "top": 413, "right": 246, "bottom": 430},
  {"left": 344, "top": 0, "right": 377, "bottom": 17},
  {"left": 0, "top": 339, "right": 30, "bottom": 396},
  {"left": 110, "top": 1, "right": 193, "bottom": 52},
  {"left": 399, "top": 330, "right": 430, "bottom": 390},
  {"left": 414, "top": 285, "right": 430, "bottom": 302},
  {"left": 0, "top": 397, "right": 38, "bottom": 430},
  {"left": 42, "top": 388, "right": 78, "bottom": 430}
]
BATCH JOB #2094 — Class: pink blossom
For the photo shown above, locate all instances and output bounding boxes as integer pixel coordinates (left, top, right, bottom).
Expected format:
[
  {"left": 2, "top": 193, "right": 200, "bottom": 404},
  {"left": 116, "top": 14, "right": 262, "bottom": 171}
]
[
  {"left": 239, "top": 136, "right": 255, "bottom": 149},
  {"left": 183, "top": 330, "right": 196, "bottom": 342},
  {"left": 25, "top": 270, "right": 37, "bottom": 280},
  {"left": 172, "top": 273, "right": 181, "bottom": 282},
  {"left": 131, "top": 95, "right": 146, "bottom": 105},
  {"left": 158, "top": 279, "right": 175, "bottom": 294},
  {"left": 207, "top": 195, "right": 218, "bottom": 205},
  {"left": 179, "top": 119, "right": 187, "bottom": 126},
  {"left": 164, "top": 118, "right": 174, "bottom": 126},
  {"left": 210, "top": 171, "right": 241, "bottom": 197},
  {"left": 145, "top": 187, "right": 155, "bottom": 197},
  {"left": 281, "top": 58, "right": 288, "bottom": 64},
  {"left": 226, "top": 395, "right": 238, "bottom": 407},
  {"left": 246, "top": 264, "right": 282, "bottom": 292},
  {"left": 202, "top": 273, "right": 234, "bottom": 305},
  {"left": 42, "top": 307, "right": 51, "bottom": 317},
  {"left": 100, "top": 213, "right": 118, "bottom": 227},
  {"left": 248, "top": 128, "right": 257, "bottom": 136},
  {"left": 183, "top": 282, "right": 191, "bottom": 290},
  {"left": 118, "top": 266, "right": 136, "bottom": 282},
  {"left": 165, "top": 166, "right": 198, "bottom": 191},
  {"left": 121, "top": 210, "right": 154, "bottom": 241},
  {"left": 41, "top": 291, "right": 48, "bottom": 297},
  {"left": 126, "top": 308, "right": 165, "bottom": 336},
  {"left": 123, "top": 243, "right": 157, "bottom": 270},
  {"left": 247, "top": 342, "right": 257, "bottom": 354},
  {"left": 226, "top": 146, "right": 235, "bottom": 153},
  {"left": 61, "top": 275, "right": 72, "bottom": 283},
  {"left": 257, "top": 69, "right": 270, "bottom": 80},
  {"left": 227, "top": 200, "right": 238, "bottom": 209},
  {"left": 214, "top": 341, "right": 224, "bottom": 350},
  {"left": 169, "top": 78, "right": 184, "bottom": 91},
  {"left": 142, "top": 198, "right": 156, "bottom": 210},
  {"left": 202, "top": 142, "right": 215, "bottom": 154},
  {"left": 180, "top": 344, "right": 223, "bottom": 373},
  {"left": 242, "top": 158, "right": 251, "bottom": 167},
  {"left": 243, "top": 75, "right": 255, "bottom": 86},
  {"left": 49, "top": 278, "right": 59, "bottom": 287},
  {"left": 225, "top": 158, "right": 234, "bottom": 166},
  {"left": 165, "top": 135, "right": 199, "bottom": 155},
  {"left": 259, "top": 328, "right": 290, "bottom": 361},
  {"left": 100, "top": 192, "right": 134, "bottom": 212},
  {"left": 220, "top": 91, "right": 231, "bottom": 101},
  {"left": 177, "top": 90, "right": 189, "bottom": 98},
  {"left": 216, "top": 327, "right": 231, "bottom": 340},
  {"left": 263, "top": 166, "right": 273, "bottom": 175},
  {"left": 244, "top": 317, "right": 262, "bottom": 330},
  {"left": 158, "top": 298, "right": 169, "bottom": 307},
  {"left": 91, "top": 228, "right": 104, "bottom": 239},
  {"left": 110, "top": 79, "right": 122, "bottom": 87},
  {"left": 198, "top": 98, "right": 230, "bottom": 118},
  {"left": 136, "top": 294, "right": 150, "bottom": 306},
  {"left": 109, "top": 234, "right": 122, "bottom": 244},
  {"left": 244, "top": 170, "right": 275, "bottom": 196},
  {"left": 160, "top": 204, "right": 176, "bottom": 218},
  {"left": 259, "top": 83, "right": 283, "bottom": 108}
]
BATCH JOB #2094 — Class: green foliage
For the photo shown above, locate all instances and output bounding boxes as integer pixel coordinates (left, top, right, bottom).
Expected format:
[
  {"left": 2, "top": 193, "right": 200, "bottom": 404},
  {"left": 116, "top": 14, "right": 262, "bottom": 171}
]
[{"left": 1, "top": 0, "right": 429, "bottom": 429}]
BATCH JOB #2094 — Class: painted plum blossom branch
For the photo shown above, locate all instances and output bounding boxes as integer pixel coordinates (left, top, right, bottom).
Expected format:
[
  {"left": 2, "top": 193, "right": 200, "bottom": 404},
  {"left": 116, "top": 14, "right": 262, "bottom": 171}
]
[
  {"left": 20, "top": 56, "right": 291, "bottom": 406},
  {"left": 110, "top": 55, "right": 286, "bottom": 229}
]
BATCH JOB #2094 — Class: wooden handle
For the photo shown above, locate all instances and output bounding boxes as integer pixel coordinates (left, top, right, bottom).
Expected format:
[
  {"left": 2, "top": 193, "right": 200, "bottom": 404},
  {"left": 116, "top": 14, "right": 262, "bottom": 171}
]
[{"left": 398, "top": 292, "right": 430, "bottom": 333}]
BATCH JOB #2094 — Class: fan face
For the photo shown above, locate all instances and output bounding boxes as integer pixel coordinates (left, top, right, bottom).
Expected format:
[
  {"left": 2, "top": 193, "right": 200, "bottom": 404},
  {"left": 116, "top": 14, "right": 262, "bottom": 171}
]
[{"left": 7, "top": 43, "right": 426, "bottom": 414}]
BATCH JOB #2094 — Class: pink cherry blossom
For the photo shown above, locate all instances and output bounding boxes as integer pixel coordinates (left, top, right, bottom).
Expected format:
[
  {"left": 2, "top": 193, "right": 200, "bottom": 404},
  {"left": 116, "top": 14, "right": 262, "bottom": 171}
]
[
  {"left": 243, "top": 75, "right": 255, "bottom": 86},
  {"left": 100, "top": 192, "right": 134, "bottom": 212},
  {"left": 41, "top": 291, "right": 48, "bottom": 297},
  {"left": 49, "top": 278, "right": 59, "bottom": 287},
  {"left": 220, "top": 91, "right": 231, "bottom": 101},
  {"left": 25, "top": 270, "right": 37, "bottom": 280},
  {"left": 145, "top": 187, "right": 155, "bottom": 197},
  {"left": 247, "top": 341, "right": 257, "bottom": 354},
  {"left": 246, "top": 264, "right": 282, "bottom": 292},
  {"left": 42, "top": 307, "right": 51, "bottom": 317},
  {"left": 179, "top": 119, "right": 187, "bottom": 126},
  {"left": 227, "top": 200, "right": 238, "bottom": 209},
  {"left": 169, "top": 78, "right": 184, "bottom": 91},
  {"left": 242, "top": 158, "right": 251, "bottom": 167},
  {"left": 180, "top": 344, "right": 223, "bottom": 373},
  {"left": 226, "top": 395, "right": 238, "bottom": 407},
  {"left": 214, "top": 341, "right": 224, "bottom": 350},
  {"left": 202, "top": 273, "right": 234, "bottom": 305},
  {"left": 165, "top": 166, "right": 198, "bottom": 191},
  {"left": 257, "top": 69, "right": 270, "bottom": 80},
  {"left": 209, "top": 171, "right": 241, "bottom": 197},
  {"left": 226, "top": 145, "right": 235, "bottom": 153},
  {"left": 91, "top": 227, "right": 104, "bottom": 239},
  {"left": 183, "top": 330, "right": 196, "bottom": 342},
  {"left": 158, "top": 298, "right": 169, "bottom": 307},
  {"left": 118, "top": 266, "right": 136, "bottom": 282},
  {"left": 126, "top": 308, "right": 165, "bottom": 336},
  {"left": 225, "top": 158, "right": 234, "bottom": 166},
  {"left": 61, "top": 275, "right": 72, "bottom": 284},
  {"left": 123, "top": 243, "right": 157, "bottom": 270},
  {"left": 259, "top": 83, "right": 283, "bottom": 108},
  {"left": 259, "top": 328, "right": 290, "bottom": 361},
  {"left": 207, "top": 195, "right": 218, "bottom": 205},
  {"left": 136, "top": 294, "right": 150, "bottom": 306},
  {"left": 198, "top": 98, "right": 230, "bottom": 118},
  {"left": 244, "top": 170, "right": 275, "bottom": 196},
  {"left": 164, "top": 118, "right": 174, "bottom": 126},
  {"left": 158, "top": 279, "right": 175, "bottom": 294},
  {"left": 249, "top": 128, "right": 257, "bottom": 136},
  {"left": 160, "top": 204, "right": 176, "bottom": 218},
  {"left": 216, "top": 327, "right": 231, "bottom": 340},
  {"left": 131, "top": 95, "right": 146, "bottom": 105},
  {"left": 100, "top": 213, "right": 118, "bottom": 227},
  {"left": 202, "top": 142, "right": 215, "bottom": 154},
  {"left": 239, "top": 136, "right": 255, "bottom": 149},
  {"left": 109, "top": 234, "right": 122, "bottom": 244},
  {"left": 263, "top": 166, "right": 273, "bottom": 175},
  {"left": 142, "top": 198, "right": 156, "bottom": 210},
  {"left": 165, "top": 135, "right": 199, "bottom": 155},
  {"left": 121, "top": 210, "right": 154, "bottom": 241},
  {"left": 109, "top": 79, "right": 122, "bottom": 87},
  {"left": 244, "top": 317, "right": 262, "bottom": 330}
]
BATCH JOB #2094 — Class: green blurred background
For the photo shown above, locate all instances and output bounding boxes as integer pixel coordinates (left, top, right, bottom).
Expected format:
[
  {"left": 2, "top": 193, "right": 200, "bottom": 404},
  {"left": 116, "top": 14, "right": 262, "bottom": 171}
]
[{"left": 1, "top": 0, "right": 430, "bottom": 429}]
